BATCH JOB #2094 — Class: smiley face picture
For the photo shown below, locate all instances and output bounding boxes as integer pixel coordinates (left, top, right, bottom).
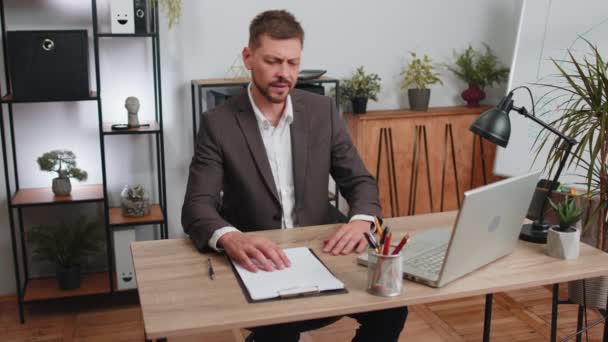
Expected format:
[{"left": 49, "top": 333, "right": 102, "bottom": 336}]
[{"left": 110, "top": 0, "right": 134, "bottom": 34}]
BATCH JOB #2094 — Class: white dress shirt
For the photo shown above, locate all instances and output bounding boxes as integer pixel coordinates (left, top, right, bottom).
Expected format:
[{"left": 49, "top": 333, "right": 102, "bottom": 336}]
[{"left": 208, "top": 84, "right": 374, "bottom": 251}]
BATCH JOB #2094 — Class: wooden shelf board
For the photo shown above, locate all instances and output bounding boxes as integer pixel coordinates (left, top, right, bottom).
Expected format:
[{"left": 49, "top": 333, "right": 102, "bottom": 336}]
[
  {"left": 23, "top": 272, "right": 110, "bottom": 302},
  {"left": 103, "top": 121, "right": 160, "bottom": 135},
  {"left": 11, "top": 184, "right": 104, "bottom": 207},
  {"left": 1, "top": 91, "right": 98, "bottom": 103},
  {"left": 109, "top": 204, "right": 164, "bottom": 227}
]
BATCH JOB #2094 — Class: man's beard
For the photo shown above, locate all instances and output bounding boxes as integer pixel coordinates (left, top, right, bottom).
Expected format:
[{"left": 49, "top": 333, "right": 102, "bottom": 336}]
[{"left": 252, "top": 74, "right": 293, "bottom": 104}]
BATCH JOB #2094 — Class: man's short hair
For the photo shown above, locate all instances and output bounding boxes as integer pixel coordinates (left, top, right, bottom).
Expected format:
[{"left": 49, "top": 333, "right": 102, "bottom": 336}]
[{"left": 249, "top": 10, "right": 304, "bottom": 48}]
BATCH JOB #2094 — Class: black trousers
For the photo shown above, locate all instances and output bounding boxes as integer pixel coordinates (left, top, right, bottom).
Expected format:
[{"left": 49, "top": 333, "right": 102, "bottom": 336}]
[{"left": 250, "top": 306, "right": 408, "bottom": 342}]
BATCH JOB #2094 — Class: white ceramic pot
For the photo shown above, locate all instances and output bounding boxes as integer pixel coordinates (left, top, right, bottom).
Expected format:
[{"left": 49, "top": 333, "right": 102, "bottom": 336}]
[{"left": 546, "top": 226, "right": 580, "bottom": 260}]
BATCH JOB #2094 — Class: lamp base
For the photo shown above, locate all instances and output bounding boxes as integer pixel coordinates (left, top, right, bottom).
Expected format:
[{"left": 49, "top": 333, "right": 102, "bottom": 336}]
[{"left": 519, "top": 221, "right": 551, "bottom": 244}]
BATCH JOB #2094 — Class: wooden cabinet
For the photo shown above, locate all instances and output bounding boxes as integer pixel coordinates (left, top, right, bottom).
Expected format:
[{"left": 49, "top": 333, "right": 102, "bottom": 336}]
[{"left": 345, "top": 106, "right": 500, "bottom": 218}]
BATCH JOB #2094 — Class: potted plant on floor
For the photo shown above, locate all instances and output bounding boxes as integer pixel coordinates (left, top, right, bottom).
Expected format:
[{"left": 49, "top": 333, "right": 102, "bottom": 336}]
[
  {"left": 28, "top": 218, "right": 101, "bottom": 290},
  {"left": 339, "top": 66, "right": 381, "bottom": 114},
  {"left": 400, "top": 52, "right": 443, "bottom": 111},
  {"left": 533, "top": 38, "right": 608, "bottom": 309},
  {"left": 447, "top": 44, "right": 509, "bottom": 107},
  {"left": 546, "top": 196, "right": 582, "bottom": 259},
  {"left": 37, "top": 150, "right": 88, "bottom": 196}
]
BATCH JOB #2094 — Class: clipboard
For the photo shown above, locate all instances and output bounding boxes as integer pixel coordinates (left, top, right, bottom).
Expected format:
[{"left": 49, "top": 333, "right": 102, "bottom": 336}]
[{"left": 230, "top": 247, "right": 348, "bottom": 303}]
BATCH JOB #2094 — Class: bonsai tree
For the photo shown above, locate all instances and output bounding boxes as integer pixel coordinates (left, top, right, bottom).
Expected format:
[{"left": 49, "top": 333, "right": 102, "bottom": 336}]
[
  {"left": 400, "top": 52, "right": 443, "bottom": 111},
  {"left": 549, "top": 195, "right": 583, "bottom": 232},
  {"left": 340, "top": 66, "right": 382, "bottom": 114},
  {"left": 28, "top": 218, "right": 101, "bottom": 289},
  {"left": 37, "top": 150, "right": 88, "bottom": 181},
  {"left": 447, "top": 44, "right": 510, "bottom": 106},
  {"left": 37, "top": 150, "right": 87, "bottom": 196}
]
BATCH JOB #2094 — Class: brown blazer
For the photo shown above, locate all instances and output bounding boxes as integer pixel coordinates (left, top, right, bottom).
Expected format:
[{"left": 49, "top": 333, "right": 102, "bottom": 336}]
[{"left": 181, "top": 88, "right": 381, "bottom": 251}]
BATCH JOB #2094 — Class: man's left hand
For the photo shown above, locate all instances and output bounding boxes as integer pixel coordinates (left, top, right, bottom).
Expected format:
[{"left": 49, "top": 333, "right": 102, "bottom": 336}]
[{"left": 323, "top": 220, "right": 371, "bottom": 255}]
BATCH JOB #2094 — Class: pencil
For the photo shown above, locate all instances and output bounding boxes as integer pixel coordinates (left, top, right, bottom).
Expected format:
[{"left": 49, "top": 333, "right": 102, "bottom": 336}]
[
  {"left": 382, "top": 232, "right": 392, "bottom": 255},
  {"left": 392, "top": 233, "right": 409, "bottom": 255}
]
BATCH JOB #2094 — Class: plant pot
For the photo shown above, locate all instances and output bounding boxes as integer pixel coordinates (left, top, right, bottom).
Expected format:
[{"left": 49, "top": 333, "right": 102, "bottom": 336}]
[
  {"left": 546, "top": 226, "right": 580, "bottom": 260},
  {"left": 121, "top": 198, "right": 150, "bottom": 217},
  {"left": 351, "top": 97, "right": 368, "bottom": 114},
  {"left": 52, "top": 177, "right": 72, "bottom": 196},
  {"left": 56, "top": 264, "right": 80, "bottom": 290},
  {"left": 461, "top": 85, "right": 486, "bottom": 107},
  {"left": 408, "top": 89, "right": 430, "bottom": 111},
  {"left": 568, "top": 276, "right": 608, "bottom": 309}
]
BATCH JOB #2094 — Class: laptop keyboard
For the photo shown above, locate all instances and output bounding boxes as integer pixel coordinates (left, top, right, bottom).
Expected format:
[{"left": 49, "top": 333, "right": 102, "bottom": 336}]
[{"left": 405, "top": 243, "right": 448, "bottom": 275}]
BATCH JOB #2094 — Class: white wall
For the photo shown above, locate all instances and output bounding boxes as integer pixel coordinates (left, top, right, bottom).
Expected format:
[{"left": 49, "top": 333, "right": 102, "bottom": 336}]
[{"left": 0, "top": 0, "right": 522, "bottom": 295}]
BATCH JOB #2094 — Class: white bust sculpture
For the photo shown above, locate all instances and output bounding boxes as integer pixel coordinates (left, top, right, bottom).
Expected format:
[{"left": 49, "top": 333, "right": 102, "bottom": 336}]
[{"left": 125, "top": 97, "right": 140, "bottom": 127}]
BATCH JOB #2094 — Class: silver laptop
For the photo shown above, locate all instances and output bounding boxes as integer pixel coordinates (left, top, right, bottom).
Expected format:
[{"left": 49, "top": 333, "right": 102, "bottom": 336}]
[{"left": 359, "top": 171, "right": 541, "bottom": 288}]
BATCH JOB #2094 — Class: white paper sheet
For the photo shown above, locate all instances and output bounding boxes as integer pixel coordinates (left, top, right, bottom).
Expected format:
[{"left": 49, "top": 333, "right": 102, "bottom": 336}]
[{"left": 232, "top": 247, "right": 345, "bottom": 301}]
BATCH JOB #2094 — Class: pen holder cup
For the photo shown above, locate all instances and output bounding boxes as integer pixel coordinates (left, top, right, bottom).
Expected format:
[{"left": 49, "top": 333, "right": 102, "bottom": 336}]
[{"left": 367, "top": 250, "right": 403, "bottom": 297}]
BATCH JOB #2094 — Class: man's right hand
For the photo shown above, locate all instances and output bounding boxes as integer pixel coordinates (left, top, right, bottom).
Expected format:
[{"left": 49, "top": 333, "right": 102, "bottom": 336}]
[{"left": 218, "top": 231, "right": 291, "bottom": 273}]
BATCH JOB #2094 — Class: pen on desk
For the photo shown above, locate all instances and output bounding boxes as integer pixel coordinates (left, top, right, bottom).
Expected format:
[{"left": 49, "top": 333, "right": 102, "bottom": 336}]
[
  {"left": 392, "top": 233, "right": 410, "bottom": 255},
  {"left": 207, "top": 257, "right": 215, "bottom": 280},
  {"left": 382, "top": 232, "right": 392, "bottom": 255}
]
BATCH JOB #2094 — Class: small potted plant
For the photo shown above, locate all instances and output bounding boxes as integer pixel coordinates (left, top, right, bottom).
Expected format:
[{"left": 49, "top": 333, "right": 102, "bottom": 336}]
[
  {"left": 447, "top": 44, "right": 510, "bottom": 107},
  {"left": 121, "top": 184, "right": 150, "bottom": 217},
  {"left": 400, "top": 52, "right": 443, "bottom": 111},
  {"left": 37, "top": 150, "right": 88, "bottom": 196},
  {"left": 339, "top": 66, "right": 382, "bottom": 114},
  {"left": 546, "top": 195, "right": 583, "bottom": 260},
  {"left": 28, "top": 218, "right": 101, "bottom": 290}
]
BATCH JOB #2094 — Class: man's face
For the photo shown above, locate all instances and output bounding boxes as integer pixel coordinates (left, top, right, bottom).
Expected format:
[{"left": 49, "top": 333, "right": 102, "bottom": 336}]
[{"left": 243, "top": 34, "right": 301, "bottom": 104}]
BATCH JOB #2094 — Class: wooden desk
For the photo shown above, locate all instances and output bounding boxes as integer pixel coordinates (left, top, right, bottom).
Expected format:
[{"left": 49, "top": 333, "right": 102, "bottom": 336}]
[{"left": 132, "top": 211, "right": 608, "bottom": 341}]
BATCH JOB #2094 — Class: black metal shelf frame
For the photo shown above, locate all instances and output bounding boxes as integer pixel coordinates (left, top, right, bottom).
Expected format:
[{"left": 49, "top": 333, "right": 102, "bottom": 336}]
[{"left": 0, "top": 0, "right": 168, "bottom": 323}]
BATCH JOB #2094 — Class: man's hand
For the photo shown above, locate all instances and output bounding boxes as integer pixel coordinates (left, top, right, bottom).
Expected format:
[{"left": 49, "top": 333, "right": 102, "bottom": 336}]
[
  {"left": 218, "top": 231, "right": 291, "bottom": 273},
  {"left": 323, "top": 220, "right": 372, "bottom": 255}
]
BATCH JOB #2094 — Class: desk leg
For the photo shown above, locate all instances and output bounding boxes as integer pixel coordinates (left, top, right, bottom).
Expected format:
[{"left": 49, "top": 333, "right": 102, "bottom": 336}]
[
  {"left": 551, "top": 283, "right": 559, "bottom": 342},
  {"left": 483, "top": 293, "right": 493, "bottom": 342}
]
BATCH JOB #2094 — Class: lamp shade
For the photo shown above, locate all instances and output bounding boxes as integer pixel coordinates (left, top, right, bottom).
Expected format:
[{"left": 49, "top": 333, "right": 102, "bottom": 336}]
[{"left": 470, "top": 107, "right": 511, "bottom": 147}]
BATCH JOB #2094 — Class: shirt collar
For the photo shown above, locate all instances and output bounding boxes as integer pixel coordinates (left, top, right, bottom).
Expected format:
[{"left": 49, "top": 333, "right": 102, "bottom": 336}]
[{"left": 247, "top": 83, "right": 294, "bottom": 128}]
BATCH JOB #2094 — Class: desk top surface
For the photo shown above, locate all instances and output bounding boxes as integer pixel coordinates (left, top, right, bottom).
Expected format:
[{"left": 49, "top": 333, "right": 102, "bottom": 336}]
[{"left": 132, "top": 211, "right": 608, "bottom": 339}]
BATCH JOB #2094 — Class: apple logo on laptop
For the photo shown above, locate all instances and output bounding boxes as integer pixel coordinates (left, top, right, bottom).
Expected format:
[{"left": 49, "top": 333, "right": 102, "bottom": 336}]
[{"left": 488, "top": 216, "right": 501, "bottom": 233}]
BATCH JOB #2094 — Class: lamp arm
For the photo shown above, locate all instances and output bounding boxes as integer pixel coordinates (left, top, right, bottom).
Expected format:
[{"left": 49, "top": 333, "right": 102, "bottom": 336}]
[{"left": 512, "top": 105, "right": 578, "bottom": 145}]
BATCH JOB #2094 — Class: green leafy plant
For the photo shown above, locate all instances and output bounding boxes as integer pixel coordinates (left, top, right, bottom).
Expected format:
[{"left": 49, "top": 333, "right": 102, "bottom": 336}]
[
  {"left": 447, "top": 44, "right": 510, "bottom": 89},
  {"left": 549, "top": 195, "right": 583, "bottom": 232},
  {"left": 533, "top": 38, "right": 608, "bottom": 250},
  {"left": 152, "top": 0, "right": 182, "bottom": 28},
  {"left": 400, "top": 52, "right": 443, "bottom": 90},
  {"left": 37, "top": 150, "right": 88, "bottom": 181},
  {"left": 339, "top": 66, "right": 382, "bottom": 103},
  {"left": 27, "top": 218, "right": 101, "bottom": 268}
]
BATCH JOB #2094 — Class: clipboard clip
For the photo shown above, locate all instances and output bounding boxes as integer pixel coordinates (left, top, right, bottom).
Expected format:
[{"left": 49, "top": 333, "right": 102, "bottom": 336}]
[{"left": 277, "top": 286, "right": 320, "bottom": 298}]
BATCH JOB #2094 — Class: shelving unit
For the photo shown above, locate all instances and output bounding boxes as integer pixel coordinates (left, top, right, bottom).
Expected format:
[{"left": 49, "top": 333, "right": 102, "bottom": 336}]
[{"left": 0, "top": 0, "right": 167, "bottom": 323}]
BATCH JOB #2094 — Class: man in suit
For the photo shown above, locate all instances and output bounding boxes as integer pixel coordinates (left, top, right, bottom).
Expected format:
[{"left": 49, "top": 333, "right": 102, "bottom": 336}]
[{"left": 182, "top": 9, "right": 407, "bottom": 342}]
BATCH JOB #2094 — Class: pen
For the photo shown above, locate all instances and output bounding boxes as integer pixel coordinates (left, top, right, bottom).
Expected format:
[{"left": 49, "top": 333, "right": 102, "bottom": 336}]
[
  {"left": 363, "top": 231, "right": 380, "bottom": 253},
  {"left": 207, "top": 257, "right": 215, "bottom": 280},
  {"left": 392, "top": 233, "right": 410, "bottom": 255},
  {"left": 380, "top": 226, "right": 390, "bottom": 250},
  {"left": 374, "top": 216, "right": 383, "bottom": 237},
  {"left": 382, "top": 232, "right": 392, "bottom": 255}
]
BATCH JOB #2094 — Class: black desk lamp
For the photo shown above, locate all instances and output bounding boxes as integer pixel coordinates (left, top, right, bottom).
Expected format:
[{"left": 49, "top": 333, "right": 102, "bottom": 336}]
[{"left": 469, "top": 86, "right": 578, "bottom": 243}]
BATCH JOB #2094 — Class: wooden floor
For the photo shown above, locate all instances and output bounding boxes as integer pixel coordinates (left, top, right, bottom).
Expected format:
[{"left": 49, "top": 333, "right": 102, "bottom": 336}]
[{"left": 1, "top": 285, "right": 606, "bottom": 341}]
